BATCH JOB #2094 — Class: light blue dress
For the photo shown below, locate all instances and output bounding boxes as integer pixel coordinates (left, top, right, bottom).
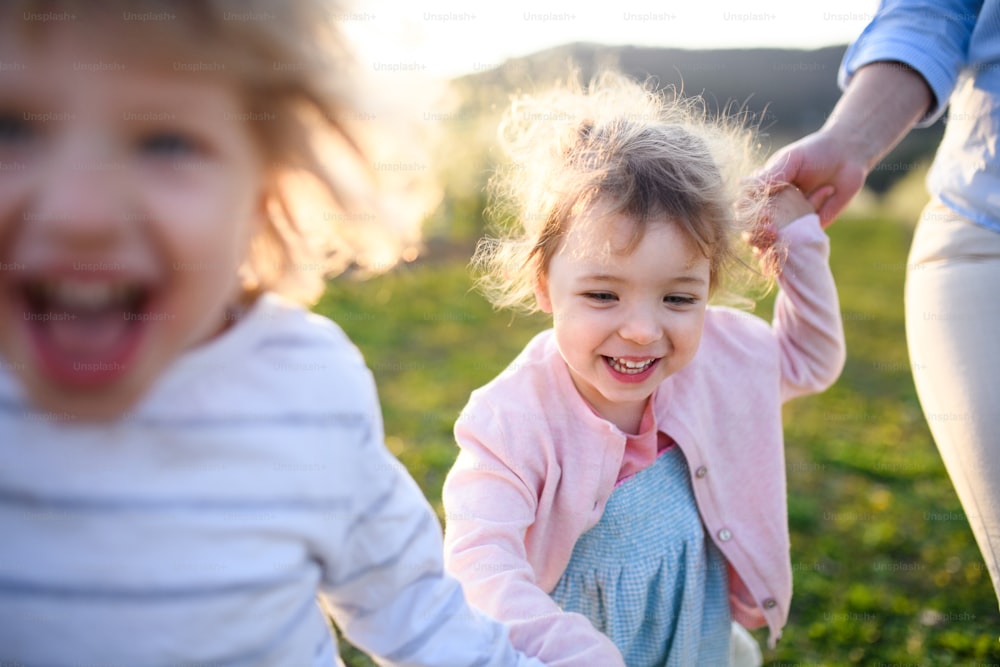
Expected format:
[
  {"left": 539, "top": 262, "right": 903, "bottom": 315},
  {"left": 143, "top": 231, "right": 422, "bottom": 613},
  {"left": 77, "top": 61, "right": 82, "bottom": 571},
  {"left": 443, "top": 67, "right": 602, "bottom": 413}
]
[{"left": 549, "top": 445, "right": 731, "bottom": 666}]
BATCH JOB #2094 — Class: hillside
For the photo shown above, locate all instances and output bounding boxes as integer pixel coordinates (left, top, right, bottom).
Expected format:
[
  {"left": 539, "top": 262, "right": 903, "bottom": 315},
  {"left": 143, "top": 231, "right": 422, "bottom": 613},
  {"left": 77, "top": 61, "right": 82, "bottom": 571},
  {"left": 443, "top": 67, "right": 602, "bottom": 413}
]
[{"left": 450, "top": 42, "right": 942, "bottom": 192}]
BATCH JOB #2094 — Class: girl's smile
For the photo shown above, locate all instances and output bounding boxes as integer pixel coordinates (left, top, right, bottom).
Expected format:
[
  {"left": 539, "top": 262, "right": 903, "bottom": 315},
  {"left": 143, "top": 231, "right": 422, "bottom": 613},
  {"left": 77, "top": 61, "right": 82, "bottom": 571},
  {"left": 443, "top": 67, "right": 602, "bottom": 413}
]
[
  {"left": 18, "top": 274, "right": 156, "bottom": 389},
  {"left": 603, "top": 356, "right": 661, "bottom": 382}
]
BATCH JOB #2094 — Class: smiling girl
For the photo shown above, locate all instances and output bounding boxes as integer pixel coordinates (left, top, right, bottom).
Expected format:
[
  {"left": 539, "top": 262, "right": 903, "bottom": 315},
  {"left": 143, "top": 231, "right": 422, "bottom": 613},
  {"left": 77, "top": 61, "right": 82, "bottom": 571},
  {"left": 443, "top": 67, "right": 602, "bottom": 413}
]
[
  {"left": 0, "top": 3, "right": 547, "bottom": 666},
  {"left": 441, "top": 74, "right": 847, "bottom": 666}
]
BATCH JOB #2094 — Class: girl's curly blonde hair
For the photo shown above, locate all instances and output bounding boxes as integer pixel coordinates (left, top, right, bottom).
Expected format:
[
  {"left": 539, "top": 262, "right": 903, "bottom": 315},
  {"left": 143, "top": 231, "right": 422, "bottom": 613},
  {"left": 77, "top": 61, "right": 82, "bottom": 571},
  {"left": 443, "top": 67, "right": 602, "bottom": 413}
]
[
  {"left": 8, "top": 0, "right": 435, "bottom": 304},
  {"left": 477, "top": 71, "right": 771, "bottom": 312}
]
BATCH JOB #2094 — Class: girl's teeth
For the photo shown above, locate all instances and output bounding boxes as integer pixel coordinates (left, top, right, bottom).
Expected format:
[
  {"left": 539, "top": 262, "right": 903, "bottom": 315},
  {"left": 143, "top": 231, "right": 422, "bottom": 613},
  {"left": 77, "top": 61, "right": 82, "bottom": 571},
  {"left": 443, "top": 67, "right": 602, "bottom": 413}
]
[
  {"left": 43, "top": 281, "right": 138, "bottom": 311},
  {"left": 54, "top": 282, "right": 115, "bottom": 309},
  {"left": 608, "top": 357, "right": 655, "bottom": 374}
]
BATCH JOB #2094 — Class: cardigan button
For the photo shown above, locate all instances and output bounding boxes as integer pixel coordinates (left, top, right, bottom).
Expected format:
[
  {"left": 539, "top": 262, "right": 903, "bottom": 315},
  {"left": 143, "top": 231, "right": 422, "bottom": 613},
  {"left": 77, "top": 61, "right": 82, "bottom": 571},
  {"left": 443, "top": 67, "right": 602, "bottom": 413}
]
[
  {"left": 694, "top": 465, "right": 708, "bottom": 478},
  {"left": 763, "top": 598, "right": 777, "bottom": 610},
  {"left": 717, "top": 528, "right": 732, "bottom": 542}
]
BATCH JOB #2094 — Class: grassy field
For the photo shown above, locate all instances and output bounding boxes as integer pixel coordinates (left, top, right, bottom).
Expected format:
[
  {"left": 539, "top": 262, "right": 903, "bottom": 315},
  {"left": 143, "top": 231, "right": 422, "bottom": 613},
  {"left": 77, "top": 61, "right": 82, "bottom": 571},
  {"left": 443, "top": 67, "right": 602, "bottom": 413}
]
[{"left": 315, "top": 214, "right": 1000, "bottom": 666}]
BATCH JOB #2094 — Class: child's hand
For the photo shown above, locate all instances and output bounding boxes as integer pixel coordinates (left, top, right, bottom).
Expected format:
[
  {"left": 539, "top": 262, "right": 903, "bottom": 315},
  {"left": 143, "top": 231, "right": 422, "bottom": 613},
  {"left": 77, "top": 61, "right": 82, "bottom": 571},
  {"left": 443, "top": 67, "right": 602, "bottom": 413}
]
[
  {"left": 741, "top": 181, "right": 831, "bottom": 275},
  {"left": 766, "top": 183, "right": 829, "bottom": 230}
]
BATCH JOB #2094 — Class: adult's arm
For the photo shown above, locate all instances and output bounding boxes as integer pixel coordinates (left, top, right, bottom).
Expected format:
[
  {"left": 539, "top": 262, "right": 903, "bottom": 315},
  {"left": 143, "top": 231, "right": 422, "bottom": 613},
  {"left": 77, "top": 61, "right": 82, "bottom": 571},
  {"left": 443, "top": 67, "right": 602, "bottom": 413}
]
[
  {"left": 763, "top": 0, "right": 990, "bottom": 224},
  {"left": 763, "top": 62, "right": 932, "bottom": 225}
]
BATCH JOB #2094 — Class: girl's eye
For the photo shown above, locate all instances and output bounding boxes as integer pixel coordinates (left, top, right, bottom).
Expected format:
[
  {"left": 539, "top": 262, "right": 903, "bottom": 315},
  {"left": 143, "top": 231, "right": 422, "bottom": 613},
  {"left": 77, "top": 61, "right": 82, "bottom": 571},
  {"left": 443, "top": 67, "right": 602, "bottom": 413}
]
[
  {"left": 584, "top": 292, "right": 617, "bottom": 302},
  {"left": 0, "top": 112, "right": 34, "bottom": 145},
  {"left": 138, "top": 131, "right": 199, "bottom": 158},
  {"left": 665, "top": 295, "right": 698, "bottom": 306}
]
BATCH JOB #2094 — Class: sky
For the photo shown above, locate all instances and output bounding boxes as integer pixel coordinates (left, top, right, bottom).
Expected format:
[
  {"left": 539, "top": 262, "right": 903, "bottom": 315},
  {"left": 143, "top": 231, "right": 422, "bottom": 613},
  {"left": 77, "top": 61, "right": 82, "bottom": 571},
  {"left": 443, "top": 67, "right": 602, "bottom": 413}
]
[{"left": 342, "top": 0, "right": 882, "bottom": 78}]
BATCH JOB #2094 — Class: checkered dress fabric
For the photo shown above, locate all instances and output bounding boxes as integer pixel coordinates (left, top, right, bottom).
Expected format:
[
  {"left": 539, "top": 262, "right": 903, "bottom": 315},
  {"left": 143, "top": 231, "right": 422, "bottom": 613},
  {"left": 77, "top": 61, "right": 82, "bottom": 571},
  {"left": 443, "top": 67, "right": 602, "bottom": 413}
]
[{"left": 549, "top": 446, "right": 731, "bottom": 666}]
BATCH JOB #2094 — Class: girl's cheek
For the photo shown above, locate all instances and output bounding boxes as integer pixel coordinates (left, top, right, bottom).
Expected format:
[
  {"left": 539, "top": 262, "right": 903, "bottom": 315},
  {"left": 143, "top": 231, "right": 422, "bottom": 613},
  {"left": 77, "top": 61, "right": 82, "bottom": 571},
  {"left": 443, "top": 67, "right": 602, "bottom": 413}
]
[
  {"left": 0, "top": 174, "right": 31, "bottom": 231},
  {"left": 0, "top": 178, "right": 18, "bottom": 214}
]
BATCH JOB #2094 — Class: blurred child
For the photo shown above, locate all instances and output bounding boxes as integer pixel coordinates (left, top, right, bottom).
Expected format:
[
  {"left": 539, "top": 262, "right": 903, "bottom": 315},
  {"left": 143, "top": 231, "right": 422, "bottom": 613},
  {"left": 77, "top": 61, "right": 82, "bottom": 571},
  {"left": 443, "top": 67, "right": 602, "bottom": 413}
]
[
  {"left": 0, "top": 2, "right": 546, "bottom": 665},
  {"left": 441, "top": 73, "right": 846, "bottom": 666}
]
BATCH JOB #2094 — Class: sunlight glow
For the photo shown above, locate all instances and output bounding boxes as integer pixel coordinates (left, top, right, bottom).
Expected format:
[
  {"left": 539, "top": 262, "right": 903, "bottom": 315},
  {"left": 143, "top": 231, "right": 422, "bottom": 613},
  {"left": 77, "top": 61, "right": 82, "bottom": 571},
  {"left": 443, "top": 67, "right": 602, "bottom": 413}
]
[{"left": 341, "top": 0, "right": 881, "bottom": 78}]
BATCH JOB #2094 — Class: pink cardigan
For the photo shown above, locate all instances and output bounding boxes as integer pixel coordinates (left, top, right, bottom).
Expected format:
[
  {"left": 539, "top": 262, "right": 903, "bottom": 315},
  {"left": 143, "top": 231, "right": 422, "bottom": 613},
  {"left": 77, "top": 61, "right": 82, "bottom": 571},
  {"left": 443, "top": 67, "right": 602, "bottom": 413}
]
[{"left": 442, "top": 214, "right": 845, "bottom": 666}]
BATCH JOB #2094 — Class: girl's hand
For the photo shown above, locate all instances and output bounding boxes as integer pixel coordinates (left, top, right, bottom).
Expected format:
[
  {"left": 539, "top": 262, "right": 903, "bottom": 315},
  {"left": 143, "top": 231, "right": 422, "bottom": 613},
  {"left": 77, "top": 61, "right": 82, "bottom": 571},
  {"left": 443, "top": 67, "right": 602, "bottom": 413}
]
[
  {"left": 741, "top": 179, "right": 831, "bottom": 248},
  {"left": 742, "top": 182, "right": 831, "bottom": 276},
  {"left": 766, "top": 183, "right": 831, "bottom": 230}
]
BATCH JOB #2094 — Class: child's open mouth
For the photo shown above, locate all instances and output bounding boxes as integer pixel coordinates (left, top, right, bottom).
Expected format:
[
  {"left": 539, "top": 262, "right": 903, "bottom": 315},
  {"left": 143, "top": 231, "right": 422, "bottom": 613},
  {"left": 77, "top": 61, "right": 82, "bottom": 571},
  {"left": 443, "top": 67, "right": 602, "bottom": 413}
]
[
  {"left": 20, "top": 278, "right": 154, "bottom": 388},
  {"left": 604, "top": 356, "right": 659, "bottom": 382}
]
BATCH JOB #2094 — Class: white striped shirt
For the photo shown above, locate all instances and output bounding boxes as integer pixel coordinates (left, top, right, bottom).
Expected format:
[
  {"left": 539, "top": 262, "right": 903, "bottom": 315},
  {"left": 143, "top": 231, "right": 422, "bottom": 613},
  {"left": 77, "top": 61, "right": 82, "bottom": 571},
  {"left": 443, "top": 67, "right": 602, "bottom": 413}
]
[{"left": 0, "top": 293, "right": 544, "bottom": 667}]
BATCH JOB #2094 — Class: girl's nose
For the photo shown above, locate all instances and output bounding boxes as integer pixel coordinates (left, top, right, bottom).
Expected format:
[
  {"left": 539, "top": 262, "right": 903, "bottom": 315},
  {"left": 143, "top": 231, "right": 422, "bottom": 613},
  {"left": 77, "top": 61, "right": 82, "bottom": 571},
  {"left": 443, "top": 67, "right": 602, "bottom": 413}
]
[
  {"left": 29, "top": 132, "right": 125, "bottom": 249},
  {"left": 618, "top": 306, "right": 663, "bottom": 346}
]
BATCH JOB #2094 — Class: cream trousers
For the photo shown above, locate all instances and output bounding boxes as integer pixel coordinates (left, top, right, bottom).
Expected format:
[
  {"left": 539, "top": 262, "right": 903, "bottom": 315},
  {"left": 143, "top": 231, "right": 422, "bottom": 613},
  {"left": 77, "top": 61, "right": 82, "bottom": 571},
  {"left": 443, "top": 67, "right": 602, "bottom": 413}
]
[{"left": 906, "top": 200, "right": 1000, "bottom": 605}]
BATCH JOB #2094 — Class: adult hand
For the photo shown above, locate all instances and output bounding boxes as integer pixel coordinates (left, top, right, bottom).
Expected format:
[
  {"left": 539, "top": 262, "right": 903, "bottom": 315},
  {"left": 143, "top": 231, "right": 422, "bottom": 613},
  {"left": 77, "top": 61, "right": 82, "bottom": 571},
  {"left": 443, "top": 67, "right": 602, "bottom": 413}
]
[
  {"left": 760, "top": 62, "right": 934, "bottom": 228},
  {"left": 760, "top": 130, "right": 869, "bottom": 228}
]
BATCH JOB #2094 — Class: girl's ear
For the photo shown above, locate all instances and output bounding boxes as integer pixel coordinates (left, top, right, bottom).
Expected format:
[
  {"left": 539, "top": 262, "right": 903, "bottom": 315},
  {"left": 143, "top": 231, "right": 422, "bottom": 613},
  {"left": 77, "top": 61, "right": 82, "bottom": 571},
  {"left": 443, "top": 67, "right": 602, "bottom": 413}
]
[{"left": 534, "top": 272, "right": 553, "bottom": 314}]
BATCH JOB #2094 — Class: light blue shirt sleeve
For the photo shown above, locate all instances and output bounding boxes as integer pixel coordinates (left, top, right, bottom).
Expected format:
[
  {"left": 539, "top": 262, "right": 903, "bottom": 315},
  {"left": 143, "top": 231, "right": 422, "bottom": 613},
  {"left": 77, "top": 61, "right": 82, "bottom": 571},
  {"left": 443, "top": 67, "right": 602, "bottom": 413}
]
[{"left": 840, "top": 0, "right": 986, "bottom": 125}]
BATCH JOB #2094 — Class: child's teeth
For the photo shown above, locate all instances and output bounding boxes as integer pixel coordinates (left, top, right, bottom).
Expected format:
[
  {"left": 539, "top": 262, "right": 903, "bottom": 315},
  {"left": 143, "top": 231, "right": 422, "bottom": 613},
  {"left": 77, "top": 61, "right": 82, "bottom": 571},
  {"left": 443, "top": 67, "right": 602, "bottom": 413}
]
[
  {"left": 44, "top": 281, "right": 135, "bottom": 310},
  {"left": 57, "top": 282, "right": 114, "bottom": 309},
  {"left": 609, "top": 357, "right": 655, "bottom": 374}
]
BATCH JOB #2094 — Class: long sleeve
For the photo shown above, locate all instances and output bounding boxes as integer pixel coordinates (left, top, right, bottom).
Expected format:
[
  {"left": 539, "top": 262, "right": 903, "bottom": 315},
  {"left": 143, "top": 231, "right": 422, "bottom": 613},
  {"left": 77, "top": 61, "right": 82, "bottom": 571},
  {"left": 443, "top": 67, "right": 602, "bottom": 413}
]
[
  {"left": 772, "top": 213, "right": 846, "bottom": 402},
  {"left": 840, "top": 0, "right": 985, "bottom": 124},
  {"left": 319, "top": 367, "right": 546, "bottom": 667},
  {"left": 0, "top": 294, "right": 547, "bottom": 666},
  {"left": 442, "top": 407, "right": 626, "bottom": 667}
]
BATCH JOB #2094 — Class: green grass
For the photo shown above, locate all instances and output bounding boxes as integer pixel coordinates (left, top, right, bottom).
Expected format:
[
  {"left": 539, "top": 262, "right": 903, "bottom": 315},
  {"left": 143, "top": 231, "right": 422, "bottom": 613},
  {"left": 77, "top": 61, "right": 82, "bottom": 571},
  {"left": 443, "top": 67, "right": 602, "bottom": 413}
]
[{"left": 313, "top": 215, "right": 1000, "bottom": 666}]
